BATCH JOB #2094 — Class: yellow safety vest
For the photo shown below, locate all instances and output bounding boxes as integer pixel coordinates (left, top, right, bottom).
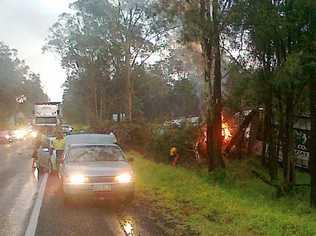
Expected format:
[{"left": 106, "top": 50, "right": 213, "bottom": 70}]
[
  {"left": 53, "top": 138, "right": 65, "bottom": 150},
  {"left": 170, "top": 147, "right": 177, "bottom": 156}
]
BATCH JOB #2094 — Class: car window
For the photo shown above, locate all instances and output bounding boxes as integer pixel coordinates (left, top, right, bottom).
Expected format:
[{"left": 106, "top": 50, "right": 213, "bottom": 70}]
[{"left": 68, "top": 145, "right": 125, "bottom": 162}]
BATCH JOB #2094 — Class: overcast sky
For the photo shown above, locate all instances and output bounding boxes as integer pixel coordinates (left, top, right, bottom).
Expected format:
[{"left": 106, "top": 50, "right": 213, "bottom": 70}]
[{"left": 0, "top": 0, "right": 72, "bottom": 101}]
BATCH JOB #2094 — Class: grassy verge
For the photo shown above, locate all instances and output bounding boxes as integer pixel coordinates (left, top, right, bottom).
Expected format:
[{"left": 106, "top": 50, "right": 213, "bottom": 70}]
[
  {"left": 71, "top": 124, "right": 90, "bottom": 133},
  {"left": 129, "top": 151, "right": 316, "bottom": 235}
]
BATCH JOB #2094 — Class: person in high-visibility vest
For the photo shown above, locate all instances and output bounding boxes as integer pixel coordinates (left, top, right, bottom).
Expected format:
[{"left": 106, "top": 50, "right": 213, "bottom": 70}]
[
  {"left": 52, "top": 135, "right": 65, "bottom": 150},
  {"left": 52, "top": 130, "right": 65, "bottom": 169},
  {"left": 169, "top": 146, "right": 180, "bottom": 167},
  {"left": 32, "top": 128, "right": 46, "bottom": 172}
]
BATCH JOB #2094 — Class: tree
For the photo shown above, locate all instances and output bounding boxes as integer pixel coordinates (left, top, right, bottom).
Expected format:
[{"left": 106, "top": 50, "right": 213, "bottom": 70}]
[
  {"left": 0, "top": 41, "right": 47, "bottom": 126},
  {"left": 159, "top": 0, "right": 236, "bottom": 170},
  {"left": 45, "top": 0, "right": 169, "bottom": 123},
  {"left": 300, "top": 0, "right": 316, "bottom": 207},
  {"left": 112, "top": 0, "right": 169, "bottom": 121},
  {"left": 230, "top": 0, "right": 315, "bottom": 192}
]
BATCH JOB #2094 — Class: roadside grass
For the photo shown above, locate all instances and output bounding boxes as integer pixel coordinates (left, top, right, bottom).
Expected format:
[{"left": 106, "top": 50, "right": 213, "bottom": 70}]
[
  {"left": 129, "top": 151, "right": 316, "bottom": 235},
  {"left": 71, "top": 124, "right": 90, "bottom": 133}
]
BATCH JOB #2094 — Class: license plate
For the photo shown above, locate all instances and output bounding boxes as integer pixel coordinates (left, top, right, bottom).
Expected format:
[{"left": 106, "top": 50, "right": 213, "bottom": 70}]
[{"left": 92, "top": 184, "right": 111, "bottom": 192}]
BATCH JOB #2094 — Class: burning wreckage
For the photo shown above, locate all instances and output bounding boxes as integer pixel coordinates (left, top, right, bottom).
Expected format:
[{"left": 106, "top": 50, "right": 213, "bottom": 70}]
[{"left": 166, "top": 110, "right": 311, "bottom": 169}]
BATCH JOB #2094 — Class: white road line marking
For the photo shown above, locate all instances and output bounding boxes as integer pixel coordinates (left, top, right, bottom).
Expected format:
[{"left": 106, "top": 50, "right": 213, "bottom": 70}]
[{"left": 24, "top": 173, "right": 48, "bottom": 236}]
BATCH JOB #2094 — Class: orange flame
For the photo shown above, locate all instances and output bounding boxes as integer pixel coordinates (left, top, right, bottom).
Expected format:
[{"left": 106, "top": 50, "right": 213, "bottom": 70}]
[
  {"left": 222, "top": 122, "right": 232, "bottom": 143},
  {"left": 194, "top": 119, "right": 233, "bottom": 160},
  {"left": 199, "top": 122, "right": 232, "bottom": 145}
]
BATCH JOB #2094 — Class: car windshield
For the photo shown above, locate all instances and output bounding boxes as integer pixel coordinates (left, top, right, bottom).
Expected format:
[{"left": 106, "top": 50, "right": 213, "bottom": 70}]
[{"left": 68, "top": 145, "right": 125, "bottom": 162}]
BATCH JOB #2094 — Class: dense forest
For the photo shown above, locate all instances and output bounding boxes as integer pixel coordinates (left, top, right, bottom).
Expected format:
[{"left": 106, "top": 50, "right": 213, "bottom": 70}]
[{"left": 0, "top": 41, "right": 47, "bottom": 126}]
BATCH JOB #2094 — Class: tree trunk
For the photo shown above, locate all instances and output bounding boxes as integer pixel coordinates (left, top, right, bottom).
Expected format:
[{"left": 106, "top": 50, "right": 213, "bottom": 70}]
[
  {"left": 126, "top": 42, "right": 133, "bottom": 121},
  {"left": 200, "top": 0, "right": 216, "bottom": 171},
  {"left": 248, "top": 113, "right": 259, "bottom": 154},
  {"left": 99, "top": 97, "right": 103, "bottom": 121},
  {"left": 205, "top": 51, "right": 216, "bottom": 171},
  {"left": 282, "top": 94, "right": 296, "bottom": 190},
  {"left": 265, "top": 86, "right": 278, "bottom": 181},
  {"left": 207, "top": 110, "right": 215, "bottom": 171},
  {"left": 94, "top": 86, "right": 98, "bottom": 123},
  {"left": 127, "top": 66, "right": 133, "bottom": 121},
  {"left": 211, "top": 0, "right": 224, "bottom": 169},
  {"left": 87, "top": 64, "right": 98, "bottom": 126},
  {"left": 310, "top": 76, "right": 316, "bottom": 206},
  {"left": 277, "top": 99, "right": 284, "bottom": 171},
  {"left": 308, "top": 3, "right": 316, "bottom": 206}
]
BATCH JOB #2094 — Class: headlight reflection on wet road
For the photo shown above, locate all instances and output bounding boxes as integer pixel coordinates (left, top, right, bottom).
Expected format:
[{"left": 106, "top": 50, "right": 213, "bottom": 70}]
[{"left": 120, "top": 216, "right": 136, "bottom": 236}]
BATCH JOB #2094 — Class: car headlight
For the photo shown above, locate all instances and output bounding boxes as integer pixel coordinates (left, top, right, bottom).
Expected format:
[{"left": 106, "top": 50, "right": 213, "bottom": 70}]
[
  {"left": 68, "top": 175, "right": 88, "bottom": 184},
  {"left": 115, "top": 173, "right": 132, "bottom": 183},
  {"left": 14, "top": 129, "right": 27, "bottom": 139},
  {"left": 31, "top": 131, "right": 38, "bottom": 138}
]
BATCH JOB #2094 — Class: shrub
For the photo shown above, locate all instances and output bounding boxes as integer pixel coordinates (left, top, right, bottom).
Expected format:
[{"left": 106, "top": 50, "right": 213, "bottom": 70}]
[
  {"left": 147, "top": 123, "right": 200, "bottom": 166},
  {"left": 92, "top": 121, "right": 153, "bottom": 149}
]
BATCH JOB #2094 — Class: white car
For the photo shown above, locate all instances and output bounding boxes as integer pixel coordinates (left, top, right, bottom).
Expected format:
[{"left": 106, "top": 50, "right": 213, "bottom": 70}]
[
  {"left": 62, "top": 124, "right": 73, "bottom": 135},
  {"left": 59, "top": 134, "right": 134, "bottom": 204}
]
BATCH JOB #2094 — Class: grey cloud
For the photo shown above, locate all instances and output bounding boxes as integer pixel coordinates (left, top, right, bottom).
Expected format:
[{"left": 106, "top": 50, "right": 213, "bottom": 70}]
[{"left": 0, "top": 0, "right": 72, "bottom": 101}]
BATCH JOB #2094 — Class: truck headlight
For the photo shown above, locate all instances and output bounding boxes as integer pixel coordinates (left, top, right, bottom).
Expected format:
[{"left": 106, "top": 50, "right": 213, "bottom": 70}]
[
  {"left": 68, "top": 174, "right": 87, "bottom": 184},
  {"left": 115, "top": 173, "right": 132, "bottom": 183}
]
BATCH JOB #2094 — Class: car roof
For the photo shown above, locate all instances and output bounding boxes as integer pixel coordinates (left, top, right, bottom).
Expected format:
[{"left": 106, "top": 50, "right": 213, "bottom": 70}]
[
  {"left": 65, "top": 133, "right": 115, "bottom": 146},
  {"left": 69, "top": 143, "right": 119, "bottom": 148}
]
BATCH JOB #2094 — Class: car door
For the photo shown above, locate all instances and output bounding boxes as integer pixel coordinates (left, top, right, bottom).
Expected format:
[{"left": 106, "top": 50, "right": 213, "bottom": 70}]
[
  {"left": 38, "top": 145, "right": 50, "bottom": 169},
  {"left": 38, "top": 137, "right": 51, "bottom": 169}
]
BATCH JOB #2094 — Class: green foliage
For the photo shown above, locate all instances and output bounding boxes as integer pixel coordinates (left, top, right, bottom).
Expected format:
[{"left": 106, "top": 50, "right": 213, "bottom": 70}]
[
  {"left": 223, "top": 65, "right": 261, "bottom": 112},
  {"left": 45, "top": 0, "right": 174, "bottom": 124},
  {"left": 91, "top": 121, "right": 152, "bottom": 148},
  {"left": 131, "top": 151, "right": 316, "bottom": 235},
  {"left": 0, "top": 42, "right": 47, "bottom": 126},
  {"left": 147, "top": 123, "right": 199, "bottom": 165}
]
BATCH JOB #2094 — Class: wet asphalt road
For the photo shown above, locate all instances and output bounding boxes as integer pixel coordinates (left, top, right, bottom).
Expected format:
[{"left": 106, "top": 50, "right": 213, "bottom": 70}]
[
  {"left": 0, "top": 139, "right": 164, "bottom": 236},
  {"left": 35, "top": 175, "right": 125, "bottom": 236},
  {"left": 0, "top": 141, "right": 38, "bottom": 236}
]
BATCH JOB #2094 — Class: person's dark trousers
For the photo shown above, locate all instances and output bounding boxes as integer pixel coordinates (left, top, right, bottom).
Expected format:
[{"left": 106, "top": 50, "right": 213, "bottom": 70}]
[{"left": 56, "top": 150, "right": 64, "bottom": 171}]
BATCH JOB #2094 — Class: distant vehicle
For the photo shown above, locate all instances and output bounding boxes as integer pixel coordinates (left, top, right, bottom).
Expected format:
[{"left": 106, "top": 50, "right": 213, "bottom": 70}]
[
  {"left": 59, "top": 134, "right": 134, "bottom": 204},
  {"left": 0, "top": 130, "right": 13, "bottom": 144},
  {"left": 163, "top": 116, "right": 200, "bottom": 128},
  {"left": 61, "top": 124, "right": 73, "bottom": 135},
  {"left": 33, "top": 102, "right": 62, "bottom": 127}
]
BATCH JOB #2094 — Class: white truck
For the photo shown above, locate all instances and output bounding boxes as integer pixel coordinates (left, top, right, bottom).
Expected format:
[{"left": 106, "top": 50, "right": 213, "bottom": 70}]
[{"left": 33, "top": 102, "right": 62, "bottom": 126}]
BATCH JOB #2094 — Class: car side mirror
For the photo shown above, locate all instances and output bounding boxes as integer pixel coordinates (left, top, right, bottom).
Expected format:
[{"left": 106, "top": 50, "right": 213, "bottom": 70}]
[{"left": 127, "top": 157, "right": 134, "bottom": 162}]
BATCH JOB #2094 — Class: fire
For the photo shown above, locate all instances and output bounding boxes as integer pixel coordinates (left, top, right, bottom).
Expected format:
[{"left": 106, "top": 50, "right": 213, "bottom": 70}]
[
  {"left": 222, "top": 122, "right": 232, "bottom": 143},
  {"left": 194, "top": 118, "right": 233, "bottom": 161},
  {"left": 198, "top": 122, "right": 232, "bottom": 144}
]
